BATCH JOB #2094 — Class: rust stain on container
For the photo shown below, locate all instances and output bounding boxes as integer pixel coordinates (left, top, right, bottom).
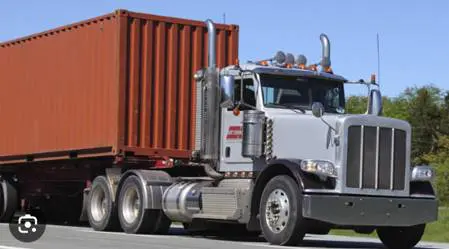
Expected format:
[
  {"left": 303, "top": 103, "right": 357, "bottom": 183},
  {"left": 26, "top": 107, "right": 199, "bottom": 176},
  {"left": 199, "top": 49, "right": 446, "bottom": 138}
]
[{"left": 0, "top": 10, "right": 239, "bottom": 163}]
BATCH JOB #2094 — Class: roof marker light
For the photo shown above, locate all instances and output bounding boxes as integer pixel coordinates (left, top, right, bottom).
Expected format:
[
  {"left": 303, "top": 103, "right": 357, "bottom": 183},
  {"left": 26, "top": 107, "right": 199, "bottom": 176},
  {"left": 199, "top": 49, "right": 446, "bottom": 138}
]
[{"left": 308, "top": 64, "right": 318, "bottom": 71}]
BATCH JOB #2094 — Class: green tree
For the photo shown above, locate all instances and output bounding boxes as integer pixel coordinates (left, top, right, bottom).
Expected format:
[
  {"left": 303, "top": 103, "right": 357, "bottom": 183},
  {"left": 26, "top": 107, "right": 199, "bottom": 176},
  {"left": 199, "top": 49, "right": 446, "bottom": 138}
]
[
  {"left": 345, "top": 95, "right": 367, "bottom": 114},
  {"left": 423, "top": 135, "right": 449, "bottom": 205},
  {"left": 439, "top": 92, "right": 449, "bottom": 136},
  {"left": 405, "top": 86, "right": 442, "bottom": 164},
  {"left": 382, "top": 96, "right": 409, "bottom": 120}
]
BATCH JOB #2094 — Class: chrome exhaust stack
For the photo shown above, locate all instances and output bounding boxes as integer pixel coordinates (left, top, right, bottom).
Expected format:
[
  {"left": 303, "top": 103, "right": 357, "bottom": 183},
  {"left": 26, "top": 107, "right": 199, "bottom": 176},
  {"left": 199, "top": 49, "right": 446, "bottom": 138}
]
[
  {"left": 205, "top": 19, "right": 216, "bottom": 69},
  {"left": 319, "top": 33, "right": 331, "bottom": 69},
  {"left": 200, "top": 19, "right": 220, "bottom": 167}
]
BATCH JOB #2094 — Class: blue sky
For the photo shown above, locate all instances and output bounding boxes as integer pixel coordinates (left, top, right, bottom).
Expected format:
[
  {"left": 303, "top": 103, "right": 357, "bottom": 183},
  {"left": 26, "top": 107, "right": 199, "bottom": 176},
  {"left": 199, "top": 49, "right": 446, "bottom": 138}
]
[{"left": 1, "top": 0, "right": 448, "bottom": 97}]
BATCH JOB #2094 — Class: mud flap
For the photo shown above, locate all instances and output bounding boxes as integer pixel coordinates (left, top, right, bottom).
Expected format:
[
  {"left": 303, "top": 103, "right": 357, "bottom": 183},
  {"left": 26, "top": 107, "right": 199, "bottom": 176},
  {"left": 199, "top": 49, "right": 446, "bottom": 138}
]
[{"left": 79, "top": 187, "right": 90, "bottom": 222}]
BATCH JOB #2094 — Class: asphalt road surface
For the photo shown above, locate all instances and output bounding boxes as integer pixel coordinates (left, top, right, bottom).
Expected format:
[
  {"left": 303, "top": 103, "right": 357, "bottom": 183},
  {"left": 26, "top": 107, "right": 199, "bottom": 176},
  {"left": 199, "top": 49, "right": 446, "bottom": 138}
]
[{"left": 0, "top": 223, "right": 448, "bottom": 249}]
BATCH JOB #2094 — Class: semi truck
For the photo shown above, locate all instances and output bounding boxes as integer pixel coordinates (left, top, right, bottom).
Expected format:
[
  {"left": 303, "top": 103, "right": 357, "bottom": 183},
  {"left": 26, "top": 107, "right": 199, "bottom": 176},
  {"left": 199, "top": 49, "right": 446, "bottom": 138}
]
[{"left": 0, "top": 9, "right": 438, "bottom": 248}]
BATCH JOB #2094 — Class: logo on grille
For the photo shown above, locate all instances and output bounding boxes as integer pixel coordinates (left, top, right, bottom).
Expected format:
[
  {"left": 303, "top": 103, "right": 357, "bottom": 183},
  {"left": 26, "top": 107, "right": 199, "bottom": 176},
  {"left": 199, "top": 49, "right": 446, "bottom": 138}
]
[{"left": 226, "top": 126, "right": 242, "bottom": 140}]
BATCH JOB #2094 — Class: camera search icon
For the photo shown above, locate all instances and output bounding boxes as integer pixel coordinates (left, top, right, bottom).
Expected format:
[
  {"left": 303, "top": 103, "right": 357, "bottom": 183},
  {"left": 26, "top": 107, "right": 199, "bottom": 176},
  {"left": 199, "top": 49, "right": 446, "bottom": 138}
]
[{"left": 9, "top": 211, "right": 46, "bottom": 243}]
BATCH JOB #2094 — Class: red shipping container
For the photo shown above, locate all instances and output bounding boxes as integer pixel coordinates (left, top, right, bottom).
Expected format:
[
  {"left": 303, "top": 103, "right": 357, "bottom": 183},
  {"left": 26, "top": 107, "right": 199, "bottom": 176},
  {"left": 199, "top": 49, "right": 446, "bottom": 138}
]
[{"left": 0, "top": 10, "right": 239, "bottom": 164}]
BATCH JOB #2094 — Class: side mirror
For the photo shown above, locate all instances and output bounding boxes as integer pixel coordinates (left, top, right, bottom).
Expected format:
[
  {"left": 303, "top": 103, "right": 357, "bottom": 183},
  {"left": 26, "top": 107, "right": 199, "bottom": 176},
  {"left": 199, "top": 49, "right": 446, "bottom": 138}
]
[
  {"left": 367, "top": 89, "right": 382, "bottom": 116},
  {"left": 311, "top": 102, "right": 325, "bottom": 118},
  {"left": 220, "top": 75, "right": 235, "bottom": 108}
]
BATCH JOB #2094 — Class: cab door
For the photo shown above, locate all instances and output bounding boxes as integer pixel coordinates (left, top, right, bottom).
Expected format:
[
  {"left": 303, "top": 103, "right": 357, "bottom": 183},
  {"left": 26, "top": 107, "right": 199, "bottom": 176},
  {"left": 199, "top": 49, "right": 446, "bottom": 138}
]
[{"left": 219, "top": 76, "right": 257, "bottom": 172}]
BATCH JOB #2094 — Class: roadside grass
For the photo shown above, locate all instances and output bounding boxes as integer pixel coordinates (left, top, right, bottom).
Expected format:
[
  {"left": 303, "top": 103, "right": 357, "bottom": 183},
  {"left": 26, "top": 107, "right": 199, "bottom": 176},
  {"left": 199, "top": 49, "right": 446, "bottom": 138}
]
[{"left": 330, "top": 207, "right": 449, "bottom": 243}]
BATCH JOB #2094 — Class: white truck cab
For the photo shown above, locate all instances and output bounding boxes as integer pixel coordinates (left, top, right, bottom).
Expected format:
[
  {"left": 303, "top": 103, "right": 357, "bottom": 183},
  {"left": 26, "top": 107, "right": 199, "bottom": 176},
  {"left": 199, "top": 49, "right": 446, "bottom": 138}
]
[{"left": 190, "top": 21, "right": 438, "bottom": 247}]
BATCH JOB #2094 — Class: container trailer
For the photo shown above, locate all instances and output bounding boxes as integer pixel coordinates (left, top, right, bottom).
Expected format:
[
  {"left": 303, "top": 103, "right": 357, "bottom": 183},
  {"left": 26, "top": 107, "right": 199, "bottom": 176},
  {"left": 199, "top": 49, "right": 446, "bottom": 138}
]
[{"left": 0, "top": 9, "right": 438, "bottom": 248}]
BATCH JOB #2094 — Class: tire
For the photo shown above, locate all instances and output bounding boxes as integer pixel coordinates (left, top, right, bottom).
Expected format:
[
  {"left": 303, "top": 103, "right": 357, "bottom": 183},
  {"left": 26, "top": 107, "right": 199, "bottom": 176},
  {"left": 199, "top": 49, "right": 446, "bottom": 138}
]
[
  {"left": 87, "top": 176, "right": 119, "bottom": 231},
  {"left": 117, "top": 175, "right": 171, "bottom": 234},
  {"left": 0, "top": 179, "right": 18, "bottom": 222},
  {"left": 377, "top": 224, "right": 426, "bottom": 249},
  {"left": 259, "top": 175, "right": 306, "bottom": 246}
]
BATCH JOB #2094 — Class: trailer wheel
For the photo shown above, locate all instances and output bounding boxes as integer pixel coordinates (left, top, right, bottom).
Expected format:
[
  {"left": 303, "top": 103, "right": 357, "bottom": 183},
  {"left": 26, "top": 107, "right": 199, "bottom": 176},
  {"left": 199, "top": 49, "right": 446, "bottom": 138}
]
[
  {"left": 259, "top": 175, "right": 306, "bottom": 246},
  {"left": 117, "top": 175, "right": 171, "bottom": 234},
  {"left": 377, "top": 224, "right": 425, "bottom": 249},
  {"left": 0, "top": 179, "right": 18, "bottom": 222},
  {"left": 87, "top": 176, "right": 118, "bottom": 231}
]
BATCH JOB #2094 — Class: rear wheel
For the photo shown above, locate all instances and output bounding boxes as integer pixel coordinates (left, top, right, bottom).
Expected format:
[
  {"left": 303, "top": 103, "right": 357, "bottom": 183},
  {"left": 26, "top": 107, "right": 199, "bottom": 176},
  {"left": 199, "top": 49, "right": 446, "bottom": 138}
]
[
  {"left": 259, "top": 175, "right": 306, "bottom": 246},
  {"left": 377, "top": 224, "right": 425, "bottom": 249},
  {"left": 0, "top": 179, "right": 18, "bottom": 222},
  {"left": 117, "top": 175, "right": 171, "bottom": 234},
  {"left": 87, "top": 176, "right": 119, "bottom": 231}
]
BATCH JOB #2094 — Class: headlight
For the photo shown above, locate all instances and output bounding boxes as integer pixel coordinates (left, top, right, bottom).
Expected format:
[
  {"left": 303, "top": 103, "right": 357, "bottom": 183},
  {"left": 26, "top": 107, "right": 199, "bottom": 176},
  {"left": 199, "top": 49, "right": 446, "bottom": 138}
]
[
  {"left": 300, "top": 160, "right": 337, "bottom": 178},
  {"left": 411, "top": 165, "right": 435, "bottom": 182}
]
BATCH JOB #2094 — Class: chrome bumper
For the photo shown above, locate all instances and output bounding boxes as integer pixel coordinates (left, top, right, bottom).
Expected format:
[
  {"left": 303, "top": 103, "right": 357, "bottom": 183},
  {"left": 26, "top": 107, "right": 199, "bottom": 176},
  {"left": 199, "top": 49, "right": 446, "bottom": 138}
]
[{"left": 302, "top": 194, "right": 438, "bottom": 226}]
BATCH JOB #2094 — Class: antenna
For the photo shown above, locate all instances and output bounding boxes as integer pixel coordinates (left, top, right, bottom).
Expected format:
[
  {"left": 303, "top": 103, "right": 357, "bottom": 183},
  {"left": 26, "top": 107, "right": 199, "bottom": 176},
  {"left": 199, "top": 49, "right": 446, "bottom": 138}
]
[
  {"left": 376, "top": 33, "right": 381, "bottom": 85},
  {"left": 223, "top": 13, "right": 226, "bottom": 24}
]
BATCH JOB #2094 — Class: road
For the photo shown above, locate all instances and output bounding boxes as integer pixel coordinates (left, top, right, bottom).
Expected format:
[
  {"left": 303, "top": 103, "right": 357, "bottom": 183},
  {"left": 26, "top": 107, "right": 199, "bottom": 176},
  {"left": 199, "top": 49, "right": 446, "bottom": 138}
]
[{"left": 0, "top": 224, "right": 448, "bottom": 249}]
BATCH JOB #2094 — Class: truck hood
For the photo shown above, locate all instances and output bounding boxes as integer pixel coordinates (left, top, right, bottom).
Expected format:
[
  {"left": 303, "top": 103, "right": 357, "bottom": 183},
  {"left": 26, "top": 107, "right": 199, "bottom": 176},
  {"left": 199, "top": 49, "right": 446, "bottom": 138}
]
[
  {"left": 264, "top": 107, "right": 411, "bottom": 169},
  {"left": 264, "top": 108, "right": 341, "bottom": 162}
]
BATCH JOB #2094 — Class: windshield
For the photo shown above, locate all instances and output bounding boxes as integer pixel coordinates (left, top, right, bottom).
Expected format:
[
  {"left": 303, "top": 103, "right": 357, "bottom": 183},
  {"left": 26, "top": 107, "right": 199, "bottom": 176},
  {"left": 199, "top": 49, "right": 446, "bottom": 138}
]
[{"left": 260, "top": 74, "right": 345, "bottom": 113}]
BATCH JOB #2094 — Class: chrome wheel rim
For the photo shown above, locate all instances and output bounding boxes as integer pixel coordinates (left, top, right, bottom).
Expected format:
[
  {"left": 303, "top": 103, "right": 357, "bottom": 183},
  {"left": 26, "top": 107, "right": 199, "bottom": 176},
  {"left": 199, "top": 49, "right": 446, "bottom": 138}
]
[
  {"left": 265, "top": 188, "right": 290, "bottom": 233},
  {"left": 122, "top": 186, "right": 140, "bottom": 224},
  {"left": 91, "top": 186, "right": 107, "bottom": 222}
]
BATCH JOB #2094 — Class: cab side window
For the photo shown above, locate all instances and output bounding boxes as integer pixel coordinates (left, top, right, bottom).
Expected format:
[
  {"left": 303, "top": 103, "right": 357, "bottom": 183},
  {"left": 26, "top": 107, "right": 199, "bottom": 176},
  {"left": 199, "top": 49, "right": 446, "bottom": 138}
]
[{"left": 234, "top": 78, "right": 256, "bottom": 108}]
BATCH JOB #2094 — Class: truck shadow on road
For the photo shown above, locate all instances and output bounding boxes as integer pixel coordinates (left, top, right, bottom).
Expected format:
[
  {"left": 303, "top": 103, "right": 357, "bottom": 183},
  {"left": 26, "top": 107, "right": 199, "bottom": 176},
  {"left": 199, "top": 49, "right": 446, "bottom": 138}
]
[
  {"left": 298, "top": 239, "right": 437, "bottom": 249},
  {"left": 169, "top": 227, "right": 440, "bottom": 249}
]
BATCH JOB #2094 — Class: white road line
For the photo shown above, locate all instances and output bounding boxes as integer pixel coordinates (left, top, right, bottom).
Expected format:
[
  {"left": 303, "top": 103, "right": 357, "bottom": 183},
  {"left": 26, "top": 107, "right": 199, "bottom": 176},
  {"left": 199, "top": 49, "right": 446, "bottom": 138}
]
[
  {"left": 0, "top": 246, "right": 33, "bottom": 249},
  {"left": 242, "top": 243, "right": 288, "bottom": 249},
  {"left": 76, "top": 229, "right": 178, "bottom": 239},
  {"left": 74, "top": 229, "right": 188, "bottom": 239}
]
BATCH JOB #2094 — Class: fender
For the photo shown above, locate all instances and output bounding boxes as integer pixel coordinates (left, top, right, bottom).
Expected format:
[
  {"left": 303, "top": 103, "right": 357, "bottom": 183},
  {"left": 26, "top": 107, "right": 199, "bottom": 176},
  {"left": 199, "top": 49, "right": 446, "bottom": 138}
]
[
  {"left": 256, "top": 159, "right": 334, "bottom": 192},
  {"left": 116, "top": 170, "right": 172, "bottom": 210},
  {"left": 247, "top": 158, "right": 334, "bottom": 231}
]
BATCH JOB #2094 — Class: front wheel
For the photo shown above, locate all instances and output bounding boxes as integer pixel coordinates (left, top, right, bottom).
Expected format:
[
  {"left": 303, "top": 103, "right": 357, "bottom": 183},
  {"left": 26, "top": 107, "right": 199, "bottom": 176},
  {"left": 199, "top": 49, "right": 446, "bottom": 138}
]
[
  {"left": 259, "top": 175, "right": 306, "bottom": 246},
  {"left": 377, "top": 224, "right": 426, "bottom": 249}
]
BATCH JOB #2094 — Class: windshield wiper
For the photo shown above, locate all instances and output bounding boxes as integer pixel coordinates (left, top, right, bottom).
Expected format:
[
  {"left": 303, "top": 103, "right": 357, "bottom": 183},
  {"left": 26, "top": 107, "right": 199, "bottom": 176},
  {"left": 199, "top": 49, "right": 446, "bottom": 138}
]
[{"left": 265, "top": 103, "right": 306, "bottom": 113}]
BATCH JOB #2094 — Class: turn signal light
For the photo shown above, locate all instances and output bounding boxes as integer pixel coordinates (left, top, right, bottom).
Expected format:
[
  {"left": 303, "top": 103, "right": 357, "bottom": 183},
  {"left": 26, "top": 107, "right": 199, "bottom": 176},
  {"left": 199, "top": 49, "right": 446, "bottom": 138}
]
[
  {"left": 233, "top": 107, "right": 240, "bottom": 116},
  {"left": 324, "top": 66, "right": 333, "bottom": 73},
  {"left": 371, "top": 74, "right": 376, "bottom": 84},
  {"left": 308, "top": 64, "right": 318, "bottom": 71}
]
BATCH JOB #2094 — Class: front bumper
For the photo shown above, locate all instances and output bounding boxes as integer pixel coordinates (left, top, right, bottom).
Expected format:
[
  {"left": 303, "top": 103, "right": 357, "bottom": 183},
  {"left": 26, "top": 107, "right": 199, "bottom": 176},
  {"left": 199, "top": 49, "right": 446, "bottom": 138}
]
[{"left": 302, "top": 194, "right": 438, "bottom": 226}]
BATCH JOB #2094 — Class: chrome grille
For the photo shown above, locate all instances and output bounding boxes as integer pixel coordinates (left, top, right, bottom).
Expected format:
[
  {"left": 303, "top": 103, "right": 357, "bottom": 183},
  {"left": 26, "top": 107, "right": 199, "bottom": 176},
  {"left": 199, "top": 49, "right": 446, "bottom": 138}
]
[{"left": 346, "top": 125, "right": 406, "bottom": 190}]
